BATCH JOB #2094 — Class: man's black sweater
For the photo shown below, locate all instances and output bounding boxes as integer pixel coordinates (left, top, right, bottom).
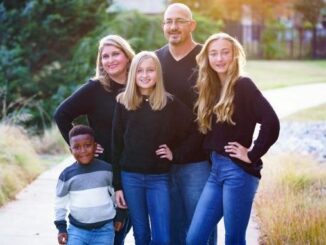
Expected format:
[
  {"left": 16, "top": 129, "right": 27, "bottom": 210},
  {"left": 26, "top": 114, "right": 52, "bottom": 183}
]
[
  {"left": 54, "top": 79, "right": 124, "bottom": 163},
  {"left": 204, "top": 77, "right": 280, "bottom": 178},
  {"left": 156, "top": 44, "right": 202, "bottom": 109},
  {"left": 112, "top": 96, "right": 201, "bottom": 190},
  {"left": 156, "top": 44, "right": 207, "bottom": 162}
]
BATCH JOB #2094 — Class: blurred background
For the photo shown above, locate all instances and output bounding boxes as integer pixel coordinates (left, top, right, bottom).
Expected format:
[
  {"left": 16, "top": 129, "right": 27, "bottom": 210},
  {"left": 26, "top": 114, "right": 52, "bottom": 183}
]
[
  {"left": 0, "top": 1, "right": 325, "bottom": 244},
  {"left": 0, "top": 0, "right": 325, "bottom": 132}
]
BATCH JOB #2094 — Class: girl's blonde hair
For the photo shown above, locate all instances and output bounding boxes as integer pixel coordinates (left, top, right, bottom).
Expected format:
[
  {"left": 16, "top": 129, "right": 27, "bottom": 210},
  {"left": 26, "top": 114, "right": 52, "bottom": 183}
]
[
  {"left": 195, "top": 32, "right": 246, "bottom": 134},
  {"left": 117, "top": 51, "right": 171, "bottom": 111},
  {"left": 93, "top": 35, "right": 135, "bottom": 91}
]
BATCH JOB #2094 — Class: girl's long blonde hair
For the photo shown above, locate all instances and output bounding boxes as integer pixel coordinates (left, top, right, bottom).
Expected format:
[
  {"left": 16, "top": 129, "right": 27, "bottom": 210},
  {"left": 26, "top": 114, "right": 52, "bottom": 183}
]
[
  {"left": 93, "top": 35, "right": 135, "bottom": 91},
  {"left": 195, "top": 32, "right": 246, "bottom": 134},
  {"left": 117, "top": 51, "right": 171, "bottom": 111}
]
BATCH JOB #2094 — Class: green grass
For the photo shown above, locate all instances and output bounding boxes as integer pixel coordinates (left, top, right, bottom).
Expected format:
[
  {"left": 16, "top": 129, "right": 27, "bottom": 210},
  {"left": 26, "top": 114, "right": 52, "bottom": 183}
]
[
  {"left": 284, "top": 103, "right": 326, "bottom": 121},
  {"left": 246, "top": 60, "right": 326, "bottom": 90},
  {"left": 255, "top": 154, "right": 326, "bottom": 244}
]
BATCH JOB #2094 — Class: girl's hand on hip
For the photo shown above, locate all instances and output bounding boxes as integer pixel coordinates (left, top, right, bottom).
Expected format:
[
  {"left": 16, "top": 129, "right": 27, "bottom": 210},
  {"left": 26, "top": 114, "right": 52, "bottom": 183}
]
[
  {"left": 224, "top": 142, "right": 252, "bottom": 164},
  {"left": 156, "top": 144, "right": 173, "bottom": 161},
  {"left": 115, "top": 190, "right": 128, "bottom": 209}
]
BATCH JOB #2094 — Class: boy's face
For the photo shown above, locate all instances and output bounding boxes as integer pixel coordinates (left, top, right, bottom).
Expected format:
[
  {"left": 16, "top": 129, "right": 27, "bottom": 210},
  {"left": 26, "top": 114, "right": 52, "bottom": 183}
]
[{"left": 69, "top": 134, "right": 96, "bottom": 165}]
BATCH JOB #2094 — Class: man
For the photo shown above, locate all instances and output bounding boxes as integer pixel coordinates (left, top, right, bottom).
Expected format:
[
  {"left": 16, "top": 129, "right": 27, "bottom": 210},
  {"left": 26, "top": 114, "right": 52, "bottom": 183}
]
[{"left": 156, "top": 3, "right": 217, "bottom": 245}]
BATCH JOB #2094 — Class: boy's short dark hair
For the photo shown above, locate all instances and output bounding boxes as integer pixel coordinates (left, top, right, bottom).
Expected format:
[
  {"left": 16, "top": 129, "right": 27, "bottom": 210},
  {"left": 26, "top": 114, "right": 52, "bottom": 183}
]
[{"left": 69, "top": 125, "right": 95, "bottom": 141}]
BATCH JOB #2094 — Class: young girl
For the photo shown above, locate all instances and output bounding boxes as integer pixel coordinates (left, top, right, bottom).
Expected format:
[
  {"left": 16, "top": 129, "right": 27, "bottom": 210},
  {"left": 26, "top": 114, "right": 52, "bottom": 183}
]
[
  {"left": 112, "top": 51, "right": 199, "bottom": 245},
  {"left": 186, "top": 33, "right": 280, "bottom": 245}
]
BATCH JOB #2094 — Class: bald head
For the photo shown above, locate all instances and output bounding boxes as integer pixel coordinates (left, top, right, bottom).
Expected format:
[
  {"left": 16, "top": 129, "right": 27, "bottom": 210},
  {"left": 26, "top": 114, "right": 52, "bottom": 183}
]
[{"left": 164, "top": 3, "right": 193, "bottom": 20}]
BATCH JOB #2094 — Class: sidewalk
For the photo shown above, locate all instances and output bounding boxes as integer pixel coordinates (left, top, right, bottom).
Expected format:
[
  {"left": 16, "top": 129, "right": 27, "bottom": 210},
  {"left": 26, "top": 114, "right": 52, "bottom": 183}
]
[{"left": 0, "top": 83, "right": 326, "bottom": 245}]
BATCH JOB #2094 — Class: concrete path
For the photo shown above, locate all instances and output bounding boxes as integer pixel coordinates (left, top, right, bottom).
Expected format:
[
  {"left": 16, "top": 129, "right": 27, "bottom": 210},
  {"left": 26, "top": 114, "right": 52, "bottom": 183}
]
[{"left": 1, "top": 83, "right": 326, "bottom": 245}]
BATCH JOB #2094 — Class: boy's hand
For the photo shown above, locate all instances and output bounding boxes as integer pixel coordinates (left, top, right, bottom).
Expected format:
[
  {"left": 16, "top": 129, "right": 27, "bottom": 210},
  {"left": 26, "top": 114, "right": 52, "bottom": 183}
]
[
  {"left": 58, "top": 232, "right": 68, "bottom": 244},
  {"left": 115, "top": 190, "right": 128, "bottom": 209},
  {"left": 156, "top": 144, "right": 173, "bottom": 161},
  {"left": 114, "top": 221, "right": 124, "bottom": 232}
]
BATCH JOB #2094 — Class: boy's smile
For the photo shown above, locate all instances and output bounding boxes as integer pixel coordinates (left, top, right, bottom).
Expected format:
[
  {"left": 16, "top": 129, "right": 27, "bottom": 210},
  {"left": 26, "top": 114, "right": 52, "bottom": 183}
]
[{"left": 69, "top": 134, "right": 96, "bottom": 164}]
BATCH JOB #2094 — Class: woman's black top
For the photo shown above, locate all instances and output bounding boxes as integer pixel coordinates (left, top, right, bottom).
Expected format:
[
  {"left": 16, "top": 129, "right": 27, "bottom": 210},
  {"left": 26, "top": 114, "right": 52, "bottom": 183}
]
[{"left": 54, "top": 79, "right": 124, "bottom": 163}]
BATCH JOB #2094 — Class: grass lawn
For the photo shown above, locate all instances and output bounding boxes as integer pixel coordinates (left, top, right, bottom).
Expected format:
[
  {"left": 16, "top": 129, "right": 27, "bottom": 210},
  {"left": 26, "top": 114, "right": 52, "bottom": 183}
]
[
  {"left": 246, "top": 60, "right": 326, "bottom": 90},
  {"left": 284, "top": 103, "right": 326, "bottom": 121}
]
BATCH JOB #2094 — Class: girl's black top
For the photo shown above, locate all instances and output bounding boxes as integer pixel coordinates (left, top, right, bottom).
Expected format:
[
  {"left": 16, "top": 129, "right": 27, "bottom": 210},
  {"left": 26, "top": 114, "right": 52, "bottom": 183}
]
[
  {"left": 203, "top": 77, "right": 280, "bottom": 178},
  {"left": 112, "top": 96, "right": 203, "bottom": 190},
  {"left": 54, "top": 79, "right": 124, "bottom": 163}
]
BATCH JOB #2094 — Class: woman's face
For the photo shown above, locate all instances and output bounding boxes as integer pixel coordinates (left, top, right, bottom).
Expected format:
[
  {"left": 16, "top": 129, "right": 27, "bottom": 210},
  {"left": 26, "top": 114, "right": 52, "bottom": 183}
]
[
  {"left": 136, "top": 57, "right": 157, "bottom": 95},
  {"left": 101, "top": 45, "right": 130, "bottom": 79},
  {"left": 207, "top": 38, "right": 233, "bottom": 80}
]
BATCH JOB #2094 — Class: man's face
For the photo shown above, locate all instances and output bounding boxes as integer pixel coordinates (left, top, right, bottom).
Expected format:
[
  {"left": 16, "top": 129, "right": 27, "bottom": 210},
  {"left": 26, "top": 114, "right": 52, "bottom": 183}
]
[{"left": 163, "top": 6, "right": 195, "bottom": 46}]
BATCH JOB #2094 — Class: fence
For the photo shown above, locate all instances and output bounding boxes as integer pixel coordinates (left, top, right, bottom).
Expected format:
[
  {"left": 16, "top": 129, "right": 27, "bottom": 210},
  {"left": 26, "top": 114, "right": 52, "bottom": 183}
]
[{"left": 224, "top": 22, "right": 326, "bottom": 59}]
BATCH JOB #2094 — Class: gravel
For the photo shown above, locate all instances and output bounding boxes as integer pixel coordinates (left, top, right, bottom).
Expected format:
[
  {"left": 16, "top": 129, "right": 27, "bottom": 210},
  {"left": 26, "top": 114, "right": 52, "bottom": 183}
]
[{"left": 270, "top": 121, "right": 326, "bottom": 163}]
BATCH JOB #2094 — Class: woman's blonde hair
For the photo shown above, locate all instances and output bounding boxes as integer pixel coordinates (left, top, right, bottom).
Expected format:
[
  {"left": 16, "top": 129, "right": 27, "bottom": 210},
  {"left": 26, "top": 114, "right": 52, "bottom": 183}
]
[
  {"left": 195, "top": 32, "right": 246, "bottom": 134},
  {"left": 117, "top": 51, "right": 171, "bottom": 111},
  {"left": 93, "top": 34, "right": 135, "bottom": 91}
]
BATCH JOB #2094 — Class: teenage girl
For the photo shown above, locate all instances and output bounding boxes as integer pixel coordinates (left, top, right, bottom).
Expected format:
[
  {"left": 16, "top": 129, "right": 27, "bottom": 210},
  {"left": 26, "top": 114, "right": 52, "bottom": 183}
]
[{"left": 186, "top": 32, "right": 280, "bottom": 245}]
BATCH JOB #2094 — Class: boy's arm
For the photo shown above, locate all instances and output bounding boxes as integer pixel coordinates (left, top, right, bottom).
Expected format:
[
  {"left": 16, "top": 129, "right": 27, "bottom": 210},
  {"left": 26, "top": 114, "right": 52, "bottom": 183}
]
[{"left": 54, "top": 176, "right": 69, "bottom": 234}]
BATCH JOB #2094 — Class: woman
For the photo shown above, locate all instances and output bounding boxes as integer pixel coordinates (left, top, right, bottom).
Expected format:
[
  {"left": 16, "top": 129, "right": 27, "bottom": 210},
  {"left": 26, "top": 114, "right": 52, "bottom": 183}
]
[
  {"left": 112, "top": 51, "right": 198, "bottom": 245},
  {"left": 54, "top": 34, "right": 135, "bottom": 245},
  {"left": 186, "top": 32, "right": 280, "bottom": 245}
]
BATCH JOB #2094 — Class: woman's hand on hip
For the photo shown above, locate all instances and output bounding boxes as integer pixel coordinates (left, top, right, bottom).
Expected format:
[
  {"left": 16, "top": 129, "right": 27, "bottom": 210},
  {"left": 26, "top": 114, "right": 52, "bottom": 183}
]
[
  {"left": 94, "top": 143, "right": 104, "bottom": 157},
  {"left": 224, "top": 142, "right": 252, "bottom": 164}
]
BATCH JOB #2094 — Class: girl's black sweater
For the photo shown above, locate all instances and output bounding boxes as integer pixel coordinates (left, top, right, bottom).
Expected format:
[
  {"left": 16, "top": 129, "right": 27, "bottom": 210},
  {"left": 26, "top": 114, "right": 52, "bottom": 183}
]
[
  {"left": 204, "top": 77, "right": 280, "bottom": 178},
  {"left": 112, "top": 96, "right": 202, "bottom": 190},
  {"left": 54, "top": 79, "right": 124, "bottom": 163}
]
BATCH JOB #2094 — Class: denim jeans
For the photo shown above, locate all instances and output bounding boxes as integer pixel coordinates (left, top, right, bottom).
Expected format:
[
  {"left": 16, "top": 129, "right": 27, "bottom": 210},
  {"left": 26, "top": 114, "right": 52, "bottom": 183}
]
[
  {"left": 67, "top": 221, "right": 114, "bottom": 245},
  {"left": 121, "top": 171, "right": 170, "bottom": 245},
  {"left": 170, "top": 161, "right": 216, "bottom": 245},
  {"left": 186, "top": 152, "right": 259, "bottom": 245}
]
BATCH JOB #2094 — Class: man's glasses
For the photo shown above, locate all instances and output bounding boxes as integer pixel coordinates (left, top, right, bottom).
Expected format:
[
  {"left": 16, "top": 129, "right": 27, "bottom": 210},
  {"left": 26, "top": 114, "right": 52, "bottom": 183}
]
[{"left": 163, "top": 18, "right": 191, "bottom": 26}]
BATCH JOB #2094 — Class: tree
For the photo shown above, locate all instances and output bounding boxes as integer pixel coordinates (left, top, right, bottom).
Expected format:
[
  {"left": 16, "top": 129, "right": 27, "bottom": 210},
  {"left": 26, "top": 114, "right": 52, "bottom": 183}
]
[
  {"left": 294, "top": 0, "right": 326, "bottom": 26},
  {"left": 0, "top": 0, "right": 107, "bottom": 131}
]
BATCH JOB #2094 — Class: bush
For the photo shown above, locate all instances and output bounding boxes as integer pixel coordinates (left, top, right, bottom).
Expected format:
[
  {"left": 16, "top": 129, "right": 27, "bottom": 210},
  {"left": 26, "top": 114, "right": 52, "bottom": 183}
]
[
  {"left": 261, "top": 21, "right": 286, "bottom": 59},
  {"left": 255, "top": 154, "right": 326, "bottom": 244},
  {"left": 0, "top": 123, "right": 43, "bottom": 206},
  {"left": 31, "top": 124, "right": 69, "bottom": 155}
]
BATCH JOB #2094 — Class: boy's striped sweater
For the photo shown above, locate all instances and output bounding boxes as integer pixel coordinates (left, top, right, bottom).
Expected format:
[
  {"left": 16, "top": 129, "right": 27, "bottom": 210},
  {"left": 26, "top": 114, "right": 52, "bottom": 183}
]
[{"left": 54, "top": 158, "right": 116, "bottom": 233}]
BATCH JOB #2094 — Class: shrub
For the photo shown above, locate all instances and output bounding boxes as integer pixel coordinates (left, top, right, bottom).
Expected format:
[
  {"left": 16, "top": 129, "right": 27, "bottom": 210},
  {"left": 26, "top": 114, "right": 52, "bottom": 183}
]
[
  {"left": 255, "top": 154, "right": 326, "bottom": 244},
  {"left": 0, "top": 123, "right": 43, "bottom": 206}
]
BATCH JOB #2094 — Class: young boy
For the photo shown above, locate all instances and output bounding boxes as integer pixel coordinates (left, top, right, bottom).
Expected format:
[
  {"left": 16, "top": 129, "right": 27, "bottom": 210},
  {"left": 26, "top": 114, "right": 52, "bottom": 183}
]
[{"left": 54, "top": 125, "right": 116, "bottom": 245}]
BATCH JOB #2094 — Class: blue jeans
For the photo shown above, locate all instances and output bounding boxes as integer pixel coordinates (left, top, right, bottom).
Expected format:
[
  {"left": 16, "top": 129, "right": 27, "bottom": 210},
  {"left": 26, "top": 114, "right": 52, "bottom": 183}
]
[
  {"left": 121, "top": 171, "right": 170, "bottom": 245},
  {"left": 186, "top": 152, "right": 259, "bottom": 245},
  {"left": 67, "top": 221, "right": 114, "bottom": 245},
  {"left": 170, "top": 161, "right": 216, "bottom": 245}
]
